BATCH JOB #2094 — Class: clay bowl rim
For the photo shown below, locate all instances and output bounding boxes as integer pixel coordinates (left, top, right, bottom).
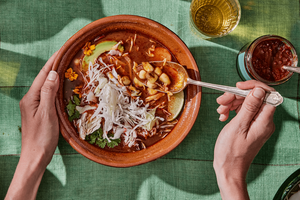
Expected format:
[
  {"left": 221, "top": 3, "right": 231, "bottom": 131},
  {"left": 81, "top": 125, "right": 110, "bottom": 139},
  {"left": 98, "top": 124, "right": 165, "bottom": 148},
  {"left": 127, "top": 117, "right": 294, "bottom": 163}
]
[{"left": 52, "top": 15, "right": 201, "bottom": 168}]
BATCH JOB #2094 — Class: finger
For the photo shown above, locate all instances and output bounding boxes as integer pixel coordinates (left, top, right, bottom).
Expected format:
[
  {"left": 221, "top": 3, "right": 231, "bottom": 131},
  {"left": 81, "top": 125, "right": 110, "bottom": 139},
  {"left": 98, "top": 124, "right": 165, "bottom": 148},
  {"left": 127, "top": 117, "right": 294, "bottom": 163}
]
[
  {"left": 236, "top": 87, "right": 265, "bottom": 126},
  {"left": 255, "top": 104, "right": 276, "bottom": 122},
  {"left": 235, "top": 104, "right": 242, "bottom": 114},
  {"left": 217, "top": 92, "right": 236, "bottom": 105},
  {"left": 236, "top": 80, "right": 275, "bottom": 91},
  {"left": 217, "top": 105, "right": 230, "bottom": 114},
  {"left": 256, "top": 104, "right": 276, "bottom": 139},
  {"left": 219, "top": 112, "right": 229, "bottom": 121},
  {"left": 39, "top": 71, "right": 59, "bottom": 111},
  {"left": 27, "top": 51, "right": 58, "bottom": 96},
  {"left": 217, "top": 99, "right": 244, "bottom": 114},
  {"left": 230, "top": 99, "right": 245, "bottom": 111}
]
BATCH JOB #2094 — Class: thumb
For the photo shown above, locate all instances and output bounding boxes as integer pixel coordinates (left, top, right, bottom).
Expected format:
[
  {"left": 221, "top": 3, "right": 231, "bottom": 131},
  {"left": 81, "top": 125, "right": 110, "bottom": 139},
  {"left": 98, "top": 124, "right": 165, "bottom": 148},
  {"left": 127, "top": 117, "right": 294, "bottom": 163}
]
[
  {"left": 40, "top": 71, "right": 59, "bottom": 110},
  {"left": 236, "top": 87, "right": 265, "bottom": 125}
]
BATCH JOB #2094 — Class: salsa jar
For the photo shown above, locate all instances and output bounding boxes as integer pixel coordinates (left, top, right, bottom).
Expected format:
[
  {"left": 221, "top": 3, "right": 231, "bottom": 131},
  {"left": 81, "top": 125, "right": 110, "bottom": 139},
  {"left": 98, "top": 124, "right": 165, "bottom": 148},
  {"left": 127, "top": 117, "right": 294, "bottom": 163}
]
[{"left": 237, "top": 35, "right": 298, "bottom": 85}]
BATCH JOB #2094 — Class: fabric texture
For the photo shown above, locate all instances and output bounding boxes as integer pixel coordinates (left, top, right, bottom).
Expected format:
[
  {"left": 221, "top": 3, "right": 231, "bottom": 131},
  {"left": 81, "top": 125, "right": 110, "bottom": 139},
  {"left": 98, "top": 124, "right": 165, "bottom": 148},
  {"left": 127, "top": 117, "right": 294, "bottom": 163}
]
[{"left": 0, "top": 0, "right": 300, "bottom": 199}]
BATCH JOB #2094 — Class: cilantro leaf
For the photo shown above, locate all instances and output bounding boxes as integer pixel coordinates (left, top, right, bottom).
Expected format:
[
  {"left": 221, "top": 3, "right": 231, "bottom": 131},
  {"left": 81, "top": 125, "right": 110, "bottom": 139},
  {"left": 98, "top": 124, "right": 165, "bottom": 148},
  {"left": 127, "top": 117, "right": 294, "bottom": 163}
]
[
  {"left": 96, "top": 139, "right": 107, "bottom": 148},
  {"left": 107, "top": 133, "right": 114, "bottom": 138},
  {"left": 66, "top": 100, "right": 76, "bottom": 116},
  {"left": 96, "top": 128, "right": 103, "bottom": 137},
  {"left": 67, "top": 94, "right": 82, "bottom": 122},
  {"left": 88, "top": 134, "right": 97, "bottom": 144},
  {"left": 85, "top": 128, "right": 121, "bottom": 149},
  {"left": 73, "top": 95, "right": 81, "bottom": 106},
  {"left": 68, "top": 110, "right": 80, "bottom": 122},
  {"left": 107, "top": 139, "right": 121, "bottom": 148},
  {"left": 86, "top": 129, "right": 102, "bottom": 144}
]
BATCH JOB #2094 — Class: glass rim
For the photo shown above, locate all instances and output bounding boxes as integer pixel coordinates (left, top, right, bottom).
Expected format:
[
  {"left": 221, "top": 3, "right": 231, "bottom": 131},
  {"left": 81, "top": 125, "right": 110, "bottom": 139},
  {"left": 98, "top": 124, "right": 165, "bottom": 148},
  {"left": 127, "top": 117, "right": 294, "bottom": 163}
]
[{"left": 281, "top": 175, "right": 300, "bottom": 199}]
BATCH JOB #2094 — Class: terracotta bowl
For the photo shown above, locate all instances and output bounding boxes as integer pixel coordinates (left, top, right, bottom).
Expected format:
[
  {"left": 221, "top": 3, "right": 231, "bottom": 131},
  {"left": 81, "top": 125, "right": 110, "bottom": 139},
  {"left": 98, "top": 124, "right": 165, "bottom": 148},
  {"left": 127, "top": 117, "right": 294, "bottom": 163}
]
[{"left": 53, "top": 15, "right": 201, "bottom": 167}]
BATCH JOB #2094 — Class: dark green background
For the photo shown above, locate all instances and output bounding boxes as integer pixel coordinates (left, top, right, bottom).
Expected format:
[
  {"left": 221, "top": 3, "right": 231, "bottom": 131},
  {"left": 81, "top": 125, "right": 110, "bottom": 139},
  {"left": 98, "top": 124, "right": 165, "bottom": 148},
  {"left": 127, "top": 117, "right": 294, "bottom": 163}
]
[{"left": 1, "top": 0, "right": 300, "bottom": 199}]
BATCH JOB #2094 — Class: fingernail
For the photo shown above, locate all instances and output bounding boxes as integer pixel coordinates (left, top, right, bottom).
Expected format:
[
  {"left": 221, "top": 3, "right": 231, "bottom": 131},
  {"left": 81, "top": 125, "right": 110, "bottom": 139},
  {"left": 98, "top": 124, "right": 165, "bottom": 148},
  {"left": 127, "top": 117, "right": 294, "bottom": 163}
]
[
  {"left": 219, "top": 114, "right": 225, "bottom": 121},
  {"left": 217, "top": 106, "right": 222, "bottom": 113},
  {"left": 252, "top": 88, "right": 265, "bottom": 99},
  {"left": 47, "top": 71, "right": 57, "bottom": 81}
]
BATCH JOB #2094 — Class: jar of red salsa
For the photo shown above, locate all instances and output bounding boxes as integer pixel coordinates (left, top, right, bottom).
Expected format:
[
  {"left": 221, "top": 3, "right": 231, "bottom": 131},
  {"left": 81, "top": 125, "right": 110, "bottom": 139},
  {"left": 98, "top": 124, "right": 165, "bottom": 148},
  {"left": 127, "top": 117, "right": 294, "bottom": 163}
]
[{"left": 237, "top": 35, "right": 298, "bottom": 85}]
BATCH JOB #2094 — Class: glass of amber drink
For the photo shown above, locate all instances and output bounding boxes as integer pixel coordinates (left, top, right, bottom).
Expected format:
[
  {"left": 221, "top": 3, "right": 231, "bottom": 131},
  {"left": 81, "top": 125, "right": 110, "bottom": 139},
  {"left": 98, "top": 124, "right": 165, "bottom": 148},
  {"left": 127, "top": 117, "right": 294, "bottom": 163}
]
[{"left": 190, "top": 0, "right": 241, "bottom": 39}]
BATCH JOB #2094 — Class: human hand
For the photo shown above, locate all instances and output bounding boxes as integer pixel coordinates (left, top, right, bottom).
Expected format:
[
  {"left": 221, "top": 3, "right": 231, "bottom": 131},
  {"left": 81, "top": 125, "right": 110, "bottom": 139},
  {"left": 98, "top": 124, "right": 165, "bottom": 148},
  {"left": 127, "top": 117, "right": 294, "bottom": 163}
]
[
  {"left": 213, "top": 80, "right": 276, "bottom": 200},
  {"left": 5, "top": 52, "right": 59, "bottom": 200},
  {"left": 19, "top": 51, "right": 60, "bottom": 168}
]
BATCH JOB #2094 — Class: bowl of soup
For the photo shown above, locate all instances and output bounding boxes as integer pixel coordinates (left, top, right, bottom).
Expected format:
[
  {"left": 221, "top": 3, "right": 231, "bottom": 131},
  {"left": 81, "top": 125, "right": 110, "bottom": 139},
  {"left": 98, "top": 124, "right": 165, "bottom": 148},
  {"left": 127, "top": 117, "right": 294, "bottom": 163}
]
[{"left": 53, "top": 15, "right": 201, "bottom": 167}]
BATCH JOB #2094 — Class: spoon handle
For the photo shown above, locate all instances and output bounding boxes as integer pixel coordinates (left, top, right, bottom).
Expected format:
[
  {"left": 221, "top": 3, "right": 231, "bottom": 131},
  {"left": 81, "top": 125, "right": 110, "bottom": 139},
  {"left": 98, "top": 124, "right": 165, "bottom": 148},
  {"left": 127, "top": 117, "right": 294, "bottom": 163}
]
[
  {"left": 282, "top": 65, "right": 300, "bottom": 74},
  {"left": 187, "top": 78, "right": 283, "bottom": 107}
]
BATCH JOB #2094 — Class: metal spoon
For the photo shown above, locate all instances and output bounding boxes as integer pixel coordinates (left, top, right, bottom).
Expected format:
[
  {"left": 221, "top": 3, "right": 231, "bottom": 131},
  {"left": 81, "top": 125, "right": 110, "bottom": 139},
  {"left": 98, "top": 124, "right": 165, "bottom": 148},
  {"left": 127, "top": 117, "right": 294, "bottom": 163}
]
[
  {"left": 137, "top": 61, "right": 283, "bottom": 107},
  {"left": 282, "top": 65, "right": 300, "bottom": 74}
]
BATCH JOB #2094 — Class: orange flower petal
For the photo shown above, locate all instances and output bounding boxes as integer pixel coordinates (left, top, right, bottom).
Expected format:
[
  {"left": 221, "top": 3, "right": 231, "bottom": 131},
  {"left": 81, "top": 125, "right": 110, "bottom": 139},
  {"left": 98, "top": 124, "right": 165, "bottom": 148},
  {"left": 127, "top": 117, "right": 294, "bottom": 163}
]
[
  {"left": 83, "top": 42, "right": 96, "bottom": 55},
  {"left": 65, "top": 72, "right": 70, "bottom": 78},
  {"left": 65, "top": 68, "right": 78, "bottom": 81},
  {"left": 73, "top": 73, "right": 78, "bottom": 80},
  {"left": 73, "top": 88, "right": 82, "bottom": 98}
]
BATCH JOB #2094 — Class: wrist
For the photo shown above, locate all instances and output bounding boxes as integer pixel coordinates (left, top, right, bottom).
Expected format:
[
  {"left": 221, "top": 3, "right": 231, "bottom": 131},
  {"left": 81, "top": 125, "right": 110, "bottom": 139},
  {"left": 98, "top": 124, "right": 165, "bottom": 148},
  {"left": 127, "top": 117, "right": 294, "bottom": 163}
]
[
  {"left": 213, "top": 152, "right": 252, "bottom": 181},
  {"left": 20, "top": 141, "right": 54, "bottom": 170},
  {"left": 19, "top": 151, "right": 47, "bottom": 173},
  {"left": 215, "top": 169, "right": 250, "bottom": 200},
  {"left": 5, "top": 153, "right": 46, "bottom": 200}
]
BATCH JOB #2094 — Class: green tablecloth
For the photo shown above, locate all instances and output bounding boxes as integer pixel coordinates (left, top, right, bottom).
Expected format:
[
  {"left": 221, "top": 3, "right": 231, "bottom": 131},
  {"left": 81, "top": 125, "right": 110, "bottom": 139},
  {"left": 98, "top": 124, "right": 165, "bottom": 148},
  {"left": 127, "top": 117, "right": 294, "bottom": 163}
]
[{"left": 1, "top": 0, "right": 300, "bottom": 199}]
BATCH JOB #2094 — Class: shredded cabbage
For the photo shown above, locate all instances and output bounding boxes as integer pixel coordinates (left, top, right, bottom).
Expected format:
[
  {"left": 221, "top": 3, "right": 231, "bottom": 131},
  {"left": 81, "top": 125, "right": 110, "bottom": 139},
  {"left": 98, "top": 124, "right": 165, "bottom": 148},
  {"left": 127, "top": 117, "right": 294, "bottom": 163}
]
[{"left": 75, "top": 57, "right": 161, "bottom": 147}]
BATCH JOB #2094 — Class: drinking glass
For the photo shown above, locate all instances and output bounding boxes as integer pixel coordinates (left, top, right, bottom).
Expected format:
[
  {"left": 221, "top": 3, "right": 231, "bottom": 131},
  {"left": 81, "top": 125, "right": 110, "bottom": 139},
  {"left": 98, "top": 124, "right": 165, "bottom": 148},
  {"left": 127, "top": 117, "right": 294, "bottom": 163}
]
[{"left": 190, "top": 0, "right": 241, "bottom": 39}]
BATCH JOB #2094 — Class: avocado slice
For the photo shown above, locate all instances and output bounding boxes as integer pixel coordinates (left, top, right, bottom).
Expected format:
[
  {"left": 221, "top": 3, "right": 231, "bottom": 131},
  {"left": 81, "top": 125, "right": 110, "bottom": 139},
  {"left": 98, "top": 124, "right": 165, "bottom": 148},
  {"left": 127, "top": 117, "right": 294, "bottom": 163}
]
[{"left": 82, "top": 41, "right": 124, "bottom": 71}]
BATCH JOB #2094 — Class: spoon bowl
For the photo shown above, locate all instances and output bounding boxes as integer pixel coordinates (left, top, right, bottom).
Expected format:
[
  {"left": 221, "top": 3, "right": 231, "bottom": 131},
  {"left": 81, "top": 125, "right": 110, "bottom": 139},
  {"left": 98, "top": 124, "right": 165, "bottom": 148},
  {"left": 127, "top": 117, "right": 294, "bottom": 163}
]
[{"left": 144, "top": 61, "right": 188, "bottom": 94}]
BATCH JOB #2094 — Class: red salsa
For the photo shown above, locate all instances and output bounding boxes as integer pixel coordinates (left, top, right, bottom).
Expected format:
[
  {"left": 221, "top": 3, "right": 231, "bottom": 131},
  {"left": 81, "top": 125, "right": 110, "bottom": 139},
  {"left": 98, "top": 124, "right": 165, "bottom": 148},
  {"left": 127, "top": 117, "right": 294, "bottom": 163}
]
[{"left": 252, "top": 39, "right": 293, "bottom": 81}]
